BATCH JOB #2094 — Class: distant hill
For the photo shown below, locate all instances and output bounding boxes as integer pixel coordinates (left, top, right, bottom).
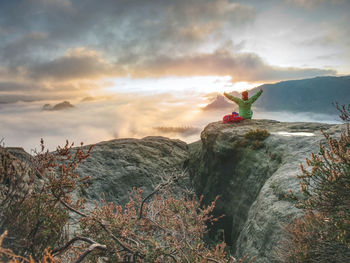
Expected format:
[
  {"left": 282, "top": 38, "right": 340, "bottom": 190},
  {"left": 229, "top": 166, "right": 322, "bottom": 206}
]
[
  {"left": 42, "top": 101, "right": 75, "bottom": 111},
  {"left": 205, "top": 76, "right": 350, "bottom": 114},
  {"left": 201, "top": 95, "right": 233, "bottom": 111},
  {"left": 251, "top": 76, "right": 350, "bottom": 114}
]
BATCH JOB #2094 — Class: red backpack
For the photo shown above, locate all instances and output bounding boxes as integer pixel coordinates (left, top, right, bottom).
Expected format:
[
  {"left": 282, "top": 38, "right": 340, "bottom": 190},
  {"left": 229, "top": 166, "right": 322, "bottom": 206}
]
[{"left": 223, "top": 112, "right": 243, "bottom": 123}]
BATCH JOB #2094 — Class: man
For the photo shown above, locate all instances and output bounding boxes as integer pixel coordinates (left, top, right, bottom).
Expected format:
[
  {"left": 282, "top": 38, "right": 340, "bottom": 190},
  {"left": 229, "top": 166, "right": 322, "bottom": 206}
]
[{"left": 223, "top": 89, "right": 263, "bottom": 119}]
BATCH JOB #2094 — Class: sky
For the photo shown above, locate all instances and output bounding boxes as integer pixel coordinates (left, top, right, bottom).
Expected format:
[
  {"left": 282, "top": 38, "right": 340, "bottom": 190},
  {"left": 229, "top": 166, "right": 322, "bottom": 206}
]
[{"left": 0, "top": 0, "right": 349, "bottom": 151}]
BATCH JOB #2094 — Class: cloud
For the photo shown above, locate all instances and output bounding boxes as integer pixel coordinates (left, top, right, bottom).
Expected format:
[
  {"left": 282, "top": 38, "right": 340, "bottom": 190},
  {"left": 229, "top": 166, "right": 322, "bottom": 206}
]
[
  {"left": 287, "top": 0, "right": 345, "bottom": 8},
  {"left": 0, "top": 79, "right": 103, "bottom": 103},
  {"left": 0, "top": 44, "right": 335, "bottom": 102},
  {"left": 298, "top": 33, "right": 337, "bottom": 46},
  {"left": 0, "top": 0, "right": 346, "bottom": 102},
  {"left": 29, "top": 47, "right": 122, "bottom": 81},
  {"left": 0, "top": 91, "right": 340, "bottom": 153},
  {"left": 0, "top": 0, "right": 257, "bottom": 75},
  {"left": 129, "top": 48, "right": 336, "bottom": 82},
  {"left": 0, "top": 93, "right": 209, "bottom": 151},
  {"left": 0, "top": 32, "right": 51, "bottom": 67}
]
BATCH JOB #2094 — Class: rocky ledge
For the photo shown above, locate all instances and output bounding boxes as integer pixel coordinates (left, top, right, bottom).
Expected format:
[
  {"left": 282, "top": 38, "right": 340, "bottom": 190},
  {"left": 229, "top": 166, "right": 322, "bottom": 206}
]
[
  {"left": 1, "top": 119, "right": 346, "bottom": 262},
  {"left": 188, "top": 119, "right": 345, "bottom": 262}
]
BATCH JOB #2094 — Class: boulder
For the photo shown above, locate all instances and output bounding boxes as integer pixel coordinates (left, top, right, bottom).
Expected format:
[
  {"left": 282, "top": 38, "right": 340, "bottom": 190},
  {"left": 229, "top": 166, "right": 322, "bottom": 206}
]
[{"left": 76, "top": 136, "right": 190, "bottom": 207}]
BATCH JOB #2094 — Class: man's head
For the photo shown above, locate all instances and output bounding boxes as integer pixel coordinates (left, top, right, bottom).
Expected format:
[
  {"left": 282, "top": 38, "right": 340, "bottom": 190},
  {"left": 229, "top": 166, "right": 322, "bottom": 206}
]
[{"left": 242, "top": 91, "right": 248, "bottom": 101}]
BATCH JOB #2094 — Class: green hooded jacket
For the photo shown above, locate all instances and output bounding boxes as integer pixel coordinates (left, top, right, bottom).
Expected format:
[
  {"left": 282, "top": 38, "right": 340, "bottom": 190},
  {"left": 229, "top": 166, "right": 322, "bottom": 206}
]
[{"left": 224, "top": 90, "right": 262, "bottom": 119}]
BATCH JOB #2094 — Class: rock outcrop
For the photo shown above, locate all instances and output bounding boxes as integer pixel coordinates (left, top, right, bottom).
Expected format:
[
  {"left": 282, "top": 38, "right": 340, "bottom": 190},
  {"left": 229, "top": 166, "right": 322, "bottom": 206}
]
[
  {"left": 188, "top": 119, "right": 345, "bottom": 262},
  {"left": 42, "top": 101, "right": 75, "bottom": 111},
  {"left": 2, "top": 120, "right": 345, "bottom": 262},
  {"left": 6, "top": 147, "right": 33, "bottom": 164},
  {"left": 76, "top": 136, "right": 190, "bottom": 206},
  {"left": 0, "top": 147, "right": 33, "bottom": 221}
]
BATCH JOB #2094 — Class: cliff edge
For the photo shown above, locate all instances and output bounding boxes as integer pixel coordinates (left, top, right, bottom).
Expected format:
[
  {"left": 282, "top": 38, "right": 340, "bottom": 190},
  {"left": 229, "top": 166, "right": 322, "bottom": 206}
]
[
  {"left": 2, "top": 120, "right": 346, "bottom": 262},
  {"left": 188, "top": 119, "right": 345, "bottom": 262}
]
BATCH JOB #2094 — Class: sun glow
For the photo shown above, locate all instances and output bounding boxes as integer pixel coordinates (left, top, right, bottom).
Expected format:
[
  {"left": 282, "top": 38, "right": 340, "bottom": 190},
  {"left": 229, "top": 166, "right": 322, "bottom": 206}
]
[{"left": 106, "top": 76, "right": 260, "bottom": 96}]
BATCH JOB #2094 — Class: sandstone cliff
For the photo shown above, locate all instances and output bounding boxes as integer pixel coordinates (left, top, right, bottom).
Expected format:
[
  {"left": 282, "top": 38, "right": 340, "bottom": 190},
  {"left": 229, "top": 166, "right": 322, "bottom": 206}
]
[
  {"left": 74, "top": 119, "right": 345, "bottom": 262},
  {"left": 188, "top": 119, "right": 345, "bottom": 262},
  {"left": 2, "top": 120, "right": 345, "bottom": 262}
]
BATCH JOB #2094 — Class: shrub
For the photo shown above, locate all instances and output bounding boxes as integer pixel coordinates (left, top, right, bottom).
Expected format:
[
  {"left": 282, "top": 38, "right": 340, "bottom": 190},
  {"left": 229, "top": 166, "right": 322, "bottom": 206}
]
[
  {"left": 77, "top": 189, "right": 228, "bottom": 262},
  {"left": 1, "top": 140, "right": 254, "bottom": 262},
  {"left": 0, "top": 230, "right": 56, "bottom": 263},
  {"left": 251, "top": 140, "right": 265, "bottom": 150},
  {"left": 0, "top": 140, "right": 92, "bottom": 260},
  {"left": 242, "top": 129, "right": 270, "bottom": 150},
  {"left": 279, "top": 105, "right": 350, "bottom": 262},
  {"left": 334, "top": 102, "right": 350, "bottom": 122},
  {"left": 244, "top": 129, "right": 270, "bottom": 141},
  {"left": 280, "top": 212, "right": 350, "bottom": 263}
]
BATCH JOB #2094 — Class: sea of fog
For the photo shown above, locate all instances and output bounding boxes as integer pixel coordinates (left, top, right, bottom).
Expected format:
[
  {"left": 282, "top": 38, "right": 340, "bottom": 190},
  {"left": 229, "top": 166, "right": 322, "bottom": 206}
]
[{"left": 0, "top": 97, "right": 342, "bottom": 153}]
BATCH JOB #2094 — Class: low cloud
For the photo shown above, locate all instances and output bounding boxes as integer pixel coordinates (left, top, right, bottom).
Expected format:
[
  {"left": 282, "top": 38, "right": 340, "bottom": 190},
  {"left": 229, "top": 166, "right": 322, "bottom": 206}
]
[
  {"left": 0, "top": 92, "right": 340, "bottom": 153},
  {"left": 0, "top": 93, "right": 208, "bottom": 152}
]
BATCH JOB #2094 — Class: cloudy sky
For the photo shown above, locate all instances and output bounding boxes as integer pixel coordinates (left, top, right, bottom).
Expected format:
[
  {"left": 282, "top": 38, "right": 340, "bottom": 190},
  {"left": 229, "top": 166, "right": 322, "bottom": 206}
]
[{"left": 0, "top": 0, "right": 349, "bottom": 151}]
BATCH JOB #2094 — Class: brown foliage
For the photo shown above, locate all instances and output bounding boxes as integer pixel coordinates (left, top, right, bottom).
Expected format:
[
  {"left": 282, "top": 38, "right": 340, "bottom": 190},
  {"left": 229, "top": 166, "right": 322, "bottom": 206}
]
[
  {"left": 1, "top": 139, "right": 255, "bottom": 262},
  {"left": 280, "top": 105, "right": 350, "bottom": 262},
  {"left": 278, "top": 212, "right": 350, "bottom": 263},
  {"left": 334, "top": 102, "right": 350, "bottom": 122},
  {"left": 0, "top": 230, "right": 56, "bottom": 263},
  {"left": 0, "top": 139, "right": 92, "bottom": 260}
]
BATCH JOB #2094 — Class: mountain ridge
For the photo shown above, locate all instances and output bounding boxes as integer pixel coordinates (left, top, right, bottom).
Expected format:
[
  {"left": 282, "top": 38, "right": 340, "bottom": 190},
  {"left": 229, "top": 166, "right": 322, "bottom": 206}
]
[{"left": 205, "top": 75, "right": 350, "bottom": 115}]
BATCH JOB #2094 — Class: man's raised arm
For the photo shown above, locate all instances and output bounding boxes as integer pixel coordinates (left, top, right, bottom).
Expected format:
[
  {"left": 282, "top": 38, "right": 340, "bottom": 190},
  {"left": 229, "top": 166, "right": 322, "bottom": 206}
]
[
  {"left": 248, "top": 89, "right": 263, "bottom": 104},
  {"left": 224, "top": 92, "right": 240, "bottom": 104}
]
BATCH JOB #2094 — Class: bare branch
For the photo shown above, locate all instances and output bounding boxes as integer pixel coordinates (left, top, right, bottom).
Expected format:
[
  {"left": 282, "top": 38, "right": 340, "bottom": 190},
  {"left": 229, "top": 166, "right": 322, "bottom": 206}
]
[
  {"left": 52, "top": 236, "right": 104, "bottom": 256},
  {"left": 333, "top": 102, "right": 350, "bottom": 122},
  {"left": 73, "top": 243, "right": 107, "bottom": 263},
  {"left": 57, "top": 196, "right": 88, "bottom": 218},
  {"left": 139, "top": 171, "right": 186, "bottom": 219}
]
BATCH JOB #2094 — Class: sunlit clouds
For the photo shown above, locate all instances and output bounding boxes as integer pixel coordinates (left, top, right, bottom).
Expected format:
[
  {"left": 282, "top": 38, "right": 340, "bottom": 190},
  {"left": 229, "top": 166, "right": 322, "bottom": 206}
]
[
  {"left": 107, "top": 76, "right": 258, "bottom": 95},
  {"left": 1, "top": 0, "right": 348, "bottom": 102},
  {"left": 0, "top": 0, "right": 349, "bottom": 149}
]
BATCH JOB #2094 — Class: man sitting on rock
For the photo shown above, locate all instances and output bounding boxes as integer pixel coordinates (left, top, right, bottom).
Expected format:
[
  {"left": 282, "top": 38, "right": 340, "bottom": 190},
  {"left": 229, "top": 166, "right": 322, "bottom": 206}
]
[{"left": 224, "top": 89, "right": 263, "bottom": 119}]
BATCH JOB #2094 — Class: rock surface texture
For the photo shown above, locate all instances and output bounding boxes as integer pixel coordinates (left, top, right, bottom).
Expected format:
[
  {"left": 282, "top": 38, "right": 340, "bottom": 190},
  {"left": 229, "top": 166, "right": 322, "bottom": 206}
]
[
  {"left": 77, "top": 136, "right": 190, "bottom": 206},
  {"left": 188, "top": 119, "right": 345, "bottom": 262},
  {"left": 0, "top": 147, "right": 33, "bottom": 222}
]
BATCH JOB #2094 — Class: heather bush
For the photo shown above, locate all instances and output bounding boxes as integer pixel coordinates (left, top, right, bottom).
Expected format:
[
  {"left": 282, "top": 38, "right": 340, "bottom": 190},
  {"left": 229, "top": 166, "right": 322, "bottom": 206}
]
[
  {"left": 0, "top": 230, "right": 56, "bottom": 263},
  {"left": 279, "top": 104, "right": 350, "bottom": 262},
  {"left": 0, "top": 140, "right": 92, "bottom": 260},
  {"left": 78, "top": 189, "right": 227, "bottom": 262},
  {"left": 1, "top": 140, "right": 254, "bottom": 262}
]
